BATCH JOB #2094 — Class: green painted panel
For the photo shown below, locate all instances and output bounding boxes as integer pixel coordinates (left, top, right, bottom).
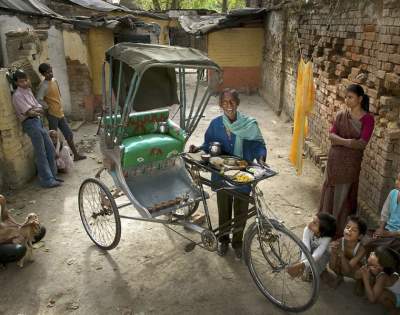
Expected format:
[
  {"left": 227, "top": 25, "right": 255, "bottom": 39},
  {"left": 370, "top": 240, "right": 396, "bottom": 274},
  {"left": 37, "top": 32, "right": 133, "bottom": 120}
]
[{"left": 122, "top": 134, "right": 184, "bottom": 168}]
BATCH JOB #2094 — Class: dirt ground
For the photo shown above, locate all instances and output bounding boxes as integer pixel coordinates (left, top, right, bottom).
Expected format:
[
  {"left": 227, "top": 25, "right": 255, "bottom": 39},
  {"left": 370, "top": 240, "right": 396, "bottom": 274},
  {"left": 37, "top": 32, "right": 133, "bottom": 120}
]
[{"left": 0, "top": 93, "right": 384, "bottom": 315}]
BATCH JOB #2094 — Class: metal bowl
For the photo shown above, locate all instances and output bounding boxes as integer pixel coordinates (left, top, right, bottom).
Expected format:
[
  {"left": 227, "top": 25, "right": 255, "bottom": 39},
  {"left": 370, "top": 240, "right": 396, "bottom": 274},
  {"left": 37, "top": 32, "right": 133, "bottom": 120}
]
[
  {"left": 224, "top": 157, "right": 237, "bottom": 166},
  {"left": 201, "top": 154, "right": 210, "bottom": 162}
]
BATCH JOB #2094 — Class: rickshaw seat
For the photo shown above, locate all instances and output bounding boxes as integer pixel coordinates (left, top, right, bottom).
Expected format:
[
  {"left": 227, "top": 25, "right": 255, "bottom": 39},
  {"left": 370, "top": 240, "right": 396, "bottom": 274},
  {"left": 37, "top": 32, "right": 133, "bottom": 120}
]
[
  {"left": 103, "top": 108, "right": 186, "bottom": 168},
  {"left": 103, "top": 108, "right": 170, "bottom": 138}
]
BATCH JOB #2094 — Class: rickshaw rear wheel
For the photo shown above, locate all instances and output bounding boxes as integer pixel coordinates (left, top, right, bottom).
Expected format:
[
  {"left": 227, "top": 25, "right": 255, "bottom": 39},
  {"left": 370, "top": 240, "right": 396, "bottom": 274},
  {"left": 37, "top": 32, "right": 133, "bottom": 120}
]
[
  {"left": 244, "top": 219, "right": 319, "bottom": 313},
  {"left": 79, "top": 178, "right": 121, "bottom": 250},
  {"left": 172, "top": 201, "right": 199, "bottom": 219}
]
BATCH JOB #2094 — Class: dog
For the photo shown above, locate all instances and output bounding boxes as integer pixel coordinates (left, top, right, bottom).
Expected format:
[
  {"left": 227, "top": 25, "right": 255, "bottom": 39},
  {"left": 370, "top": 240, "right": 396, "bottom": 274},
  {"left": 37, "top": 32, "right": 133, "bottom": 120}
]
[{"left": 0, "top": 195, "right": 41, "bottom": 267}]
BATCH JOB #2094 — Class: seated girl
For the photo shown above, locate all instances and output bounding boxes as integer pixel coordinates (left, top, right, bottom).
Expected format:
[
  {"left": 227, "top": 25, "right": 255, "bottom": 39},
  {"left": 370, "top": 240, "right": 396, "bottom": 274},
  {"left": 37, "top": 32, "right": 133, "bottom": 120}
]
[
  {"left": 329, "top": 215, "right": 368, "bottom": 287},
  {"left": 358, "top": 246, "right": 400, "bottom": 313},
  {"left": 49, "top": 130, "right": 74, "bottom": 173},
  {"left": 287, "top": 213, "right": 337, "bottom": 278}
]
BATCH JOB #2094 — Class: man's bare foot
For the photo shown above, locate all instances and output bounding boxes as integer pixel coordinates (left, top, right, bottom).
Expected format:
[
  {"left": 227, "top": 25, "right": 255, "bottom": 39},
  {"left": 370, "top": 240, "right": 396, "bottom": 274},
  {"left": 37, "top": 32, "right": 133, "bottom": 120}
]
[{"left": 74, "top": 155, "right": 86, "bottom": 161}]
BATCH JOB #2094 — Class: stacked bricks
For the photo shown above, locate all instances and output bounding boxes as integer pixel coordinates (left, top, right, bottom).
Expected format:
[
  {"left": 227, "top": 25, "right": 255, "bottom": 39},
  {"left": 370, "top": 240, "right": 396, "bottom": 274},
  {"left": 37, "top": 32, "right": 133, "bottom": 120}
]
[
  {"left": 259, "top": 0, "right": 400, "bottom": 226},
  {"left": 0, "top": 69, "right": 35, "bottom": 190}
]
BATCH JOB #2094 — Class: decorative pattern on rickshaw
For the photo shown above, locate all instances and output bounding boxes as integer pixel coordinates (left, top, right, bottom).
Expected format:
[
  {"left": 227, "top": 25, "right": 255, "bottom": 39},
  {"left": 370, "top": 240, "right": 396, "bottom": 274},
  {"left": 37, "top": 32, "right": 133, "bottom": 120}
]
[
  {"left": 124, "top": 157, "right": 178, "bottom": 178},
  {"left": 149, "top": 147, "right": 163, "bottom": 156},
  {"left": 126, "top": 113, "right": 169, "bottom": 134}
]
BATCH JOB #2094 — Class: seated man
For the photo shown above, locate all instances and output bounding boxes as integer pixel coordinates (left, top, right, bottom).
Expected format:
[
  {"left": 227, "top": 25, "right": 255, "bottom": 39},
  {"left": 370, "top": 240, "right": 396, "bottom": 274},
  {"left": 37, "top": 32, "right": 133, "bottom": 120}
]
[{"left": 12, "top": 70, "right": 61, "bottom": 188}]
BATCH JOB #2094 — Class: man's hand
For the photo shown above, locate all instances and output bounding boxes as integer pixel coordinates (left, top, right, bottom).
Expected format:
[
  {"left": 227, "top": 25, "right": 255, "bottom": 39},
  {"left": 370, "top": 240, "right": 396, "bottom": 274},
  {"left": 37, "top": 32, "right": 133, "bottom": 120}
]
[
  {"left": 189, "top": 145, "right": 200, "bottom": 153},
  {"left": 35, "top": 108, "right": 44, "bottom": 115},
  {"left": 26, "top": 109, "right": 41, "bottom": 117}
]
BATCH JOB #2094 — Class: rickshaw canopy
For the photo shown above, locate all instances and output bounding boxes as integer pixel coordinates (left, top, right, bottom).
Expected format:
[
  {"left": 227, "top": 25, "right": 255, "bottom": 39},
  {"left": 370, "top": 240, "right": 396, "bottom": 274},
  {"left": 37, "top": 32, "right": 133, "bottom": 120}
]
[{"left": 105, "top": 43, "right": 221, "bottom": 73}]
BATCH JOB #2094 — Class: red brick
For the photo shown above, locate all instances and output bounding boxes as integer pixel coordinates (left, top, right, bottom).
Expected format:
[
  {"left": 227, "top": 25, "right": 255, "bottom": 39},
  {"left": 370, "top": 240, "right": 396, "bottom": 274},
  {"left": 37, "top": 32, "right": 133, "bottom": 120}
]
[
  {"left": 389, "top": 53, "right": 400, "bottom": 64},
  {"left": 364, "top": 24, "right": 376, "bottom": 32},
  {"left": 385, "top": 73, "right": 400, "bottom": 84},
  {"left": 392, "top": 35, "right": 400, "bottom": 45},
  {"left": 382, "top": 62, "right": 394, "bottom": 71},
  {"left": 363, "top": 40, "right": 373, "bottom": 49},
  {"left": 378, "top": 52, "right": 390, "bottom": 61},
  {"left": 377, "top": 70, "right": 387, "bottom": 79},
  {"left": 354, "top": 39, "right": 363, "bottom": 47},
  {"left": 351, "top": 53, "right": 361, "bottom": 61},
  {"left": 379, "top": 34, "right": 392, "bottom": 43},
  {"left": 364, "top": 32, "right": 376, "bottom": 41}
]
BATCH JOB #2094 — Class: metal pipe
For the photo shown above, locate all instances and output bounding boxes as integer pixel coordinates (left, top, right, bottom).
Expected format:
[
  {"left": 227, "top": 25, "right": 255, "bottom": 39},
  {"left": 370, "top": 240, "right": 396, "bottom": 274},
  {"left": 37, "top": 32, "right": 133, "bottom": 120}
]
[{"left": 186, "top": 70, "right": 201, "bottom": 133}]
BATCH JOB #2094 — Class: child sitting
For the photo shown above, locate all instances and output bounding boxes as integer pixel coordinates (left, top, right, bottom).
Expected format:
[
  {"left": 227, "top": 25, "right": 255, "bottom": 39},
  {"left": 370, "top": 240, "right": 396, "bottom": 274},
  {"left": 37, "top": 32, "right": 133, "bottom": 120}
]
[
  {"left": 49, "top": 130, "right": 73, "bottom": 173},
  {"left": 375, "top": 173, "right": 400, "bottom": 239},
  {"left": 287, "top": 213, "right": 337, "bottom": 278},
  {"left": 364, "top": 174, "right": 400, "bottom": 257},
  {"left": 359, "top": 246, "right": 400, "bottom": 313},
  {"left": 329, "top": 215, "right": 367, "bottom": 287}
]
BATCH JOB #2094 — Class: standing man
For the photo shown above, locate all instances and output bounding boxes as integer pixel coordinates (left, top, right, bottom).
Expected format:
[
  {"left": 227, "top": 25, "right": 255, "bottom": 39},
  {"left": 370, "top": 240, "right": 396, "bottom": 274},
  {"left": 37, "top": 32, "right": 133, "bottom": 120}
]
[
  {"left": 11, "top": 70, "right": 61, "bottom": 188},
  {"left": 37, "top": 63, "right": 86, "bottom": 161}
]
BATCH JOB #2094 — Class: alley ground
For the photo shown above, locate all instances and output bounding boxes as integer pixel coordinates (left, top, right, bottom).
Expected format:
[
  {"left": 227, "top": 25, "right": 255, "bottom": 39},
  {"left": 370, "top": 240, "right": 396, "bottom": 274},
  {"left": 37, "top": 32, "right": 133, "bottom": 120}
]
[{"left": 0, "top": 94, "right": 384, "bottom": 315}]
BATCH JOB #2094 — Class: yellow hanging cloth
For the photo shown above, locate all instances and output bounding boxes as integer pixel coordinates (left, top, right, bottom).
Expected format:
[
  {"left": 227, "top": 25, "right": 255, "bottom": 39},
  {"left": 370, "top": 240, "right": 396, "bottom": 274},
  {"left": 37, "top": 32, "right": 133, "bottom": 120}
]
[{"left": 289, "top": 58, "right": 315, "bottom": 175}]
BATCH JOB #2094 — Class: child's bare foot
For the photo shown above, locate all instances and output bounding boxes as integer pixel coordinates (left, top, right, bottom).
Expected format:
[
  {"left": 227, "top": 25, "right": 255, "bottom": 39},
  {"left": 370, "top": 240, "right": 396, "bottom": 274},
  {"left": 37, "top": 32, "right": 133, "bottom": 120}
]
[
  {"left": 321, "top": 270, "right": 343, "bottom": 289},
  {"left": 287, "top": 263, "right": 305, "bottom": 278}
]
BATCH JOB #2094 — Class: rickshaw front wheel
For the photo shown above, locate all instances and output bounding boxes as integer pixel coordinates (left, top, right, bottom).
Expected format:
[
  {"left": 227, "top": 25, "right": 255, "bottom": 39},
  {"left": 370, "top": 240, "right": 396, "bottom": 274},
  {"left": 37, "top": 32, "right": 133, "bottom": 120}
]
[
  {"left": 79, "top": 178, "right": 121, "bottom": 250},
  {"left": 243, "top": 220, "right": 319, "bottom": 312}
]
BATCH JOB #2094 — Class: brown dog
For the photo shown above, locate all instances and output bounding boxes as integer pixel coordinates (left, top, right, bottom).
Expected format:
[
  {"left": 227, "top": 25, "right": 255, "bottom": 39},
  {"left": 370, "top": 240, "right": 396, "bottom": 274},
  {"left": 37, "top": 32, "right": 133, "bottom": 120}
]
[{"left": 0, "top": 195, "right": 41, "bottom": 267}]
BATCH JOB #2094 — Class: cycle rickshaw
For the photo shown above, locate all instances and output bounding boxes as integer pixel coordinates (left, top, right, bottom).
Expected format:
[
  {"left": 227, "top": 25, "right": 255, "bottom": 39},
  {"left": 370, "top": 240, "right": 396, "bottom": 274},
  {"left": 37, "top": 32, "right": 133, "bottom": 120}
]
[{"left": 78, "top": 43, "right": 319, "bottom": 312}]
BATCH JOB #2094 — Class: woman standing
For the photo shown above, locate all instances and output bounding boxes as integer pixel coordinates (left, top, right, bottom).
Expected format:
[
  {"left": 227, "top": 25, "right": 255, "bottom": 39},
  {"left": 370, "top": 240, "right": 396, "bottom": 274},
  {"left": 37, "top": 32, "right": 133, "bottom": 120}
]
[
  {"left": 319, "top": 84, "right": 374, "bottom": 237},
  {"left": 190, "top": 89, "right": 266, "bottom": 258}
]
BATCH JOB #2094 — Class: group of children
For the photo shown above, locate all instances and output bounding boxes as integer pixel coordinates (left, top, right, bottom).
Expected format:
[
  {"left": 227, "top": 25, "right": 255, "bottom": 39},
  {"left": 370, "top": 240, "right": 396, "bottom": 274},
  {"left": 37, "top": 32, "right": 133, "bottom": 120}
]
[
  {"left": 11, "top": 63, "right": 84, "bottom": 187},
  {"left": 288, "top": 174, "right": 400, "bottom": 313}
]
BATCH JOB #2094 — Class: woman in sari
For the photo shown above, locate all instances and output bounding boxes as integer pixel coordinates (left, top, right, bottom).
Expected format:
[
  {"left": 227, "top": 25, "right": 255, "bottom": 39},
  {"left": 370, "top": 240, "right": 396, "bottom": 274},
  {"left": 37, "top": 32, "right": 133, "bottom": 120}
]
[
  {"left": 319, "top": 84, "right": 374, "bottom": 238},
  {"left": 189, "top": 89, "right": 266, "bottom": 258}
]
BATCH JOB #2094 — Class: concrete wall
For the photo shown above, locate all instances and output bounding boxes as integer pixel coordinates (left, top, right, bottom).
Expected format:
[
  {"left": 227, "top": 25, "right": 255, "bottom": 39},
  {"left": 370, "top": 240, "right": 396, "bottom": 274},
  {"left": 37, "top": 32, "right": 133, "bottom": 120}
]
[
  {"left": 0, "top": 69, "right": 35, "bottom": 190},
  {"left": 0, "top": 16, "right": 31, "bottom": 66},
  {"left": 63, "top": 29, "right": 92, "bottom": 120},
  {"left": 258, "top": 0, "right": 400, "bottom": 225},
  {"left": 207, "top": 27, "right": 264, "bottom": 92},
  {"left": 88, "top": 28, "right": 114, "bottom": 97},
  {"left": 47, "top": 26, "right": 72, "bottom": 115}
]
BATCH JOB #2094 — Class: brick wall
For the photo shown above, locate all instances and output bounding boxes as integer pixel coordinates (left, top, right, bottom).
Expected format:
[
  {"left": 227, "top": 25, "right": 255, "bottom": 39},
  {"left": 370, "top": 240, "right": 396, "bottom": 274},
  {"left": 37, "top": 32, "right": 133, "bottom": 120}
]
[{"left": 258, "top": 0, "right": 400, "bottom": 225}]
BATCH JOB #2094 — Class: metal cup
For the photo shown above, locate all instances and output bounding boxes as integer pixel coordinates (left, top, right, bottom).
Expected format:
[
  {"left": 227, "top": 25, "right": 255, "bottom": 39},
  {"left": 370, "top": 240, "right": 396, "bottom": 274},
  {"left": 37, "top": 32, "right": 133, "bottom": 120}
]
[
  {"left": 209, "top": 142, "right": 221, "bottom": 156},
  {"left": 158, "top": 122, "right": 169, "bottom": 134}
]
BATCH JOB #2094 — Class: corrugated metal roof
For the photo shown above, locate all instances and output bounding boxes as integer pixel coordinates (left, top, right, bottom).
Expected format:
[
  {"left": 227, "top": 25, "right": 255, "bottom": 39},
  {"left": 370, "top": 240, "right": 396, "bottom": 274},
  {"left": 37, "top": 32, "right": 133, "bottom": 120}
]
[
  {"left": 65, "top": 0, "right": 131, "bottom": 12},
  {"left": 0, "top": 0, "right": 62, "bottom": 17},
  {"left": 178, "top": 8, "right": 267, "bottom": 35}
]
